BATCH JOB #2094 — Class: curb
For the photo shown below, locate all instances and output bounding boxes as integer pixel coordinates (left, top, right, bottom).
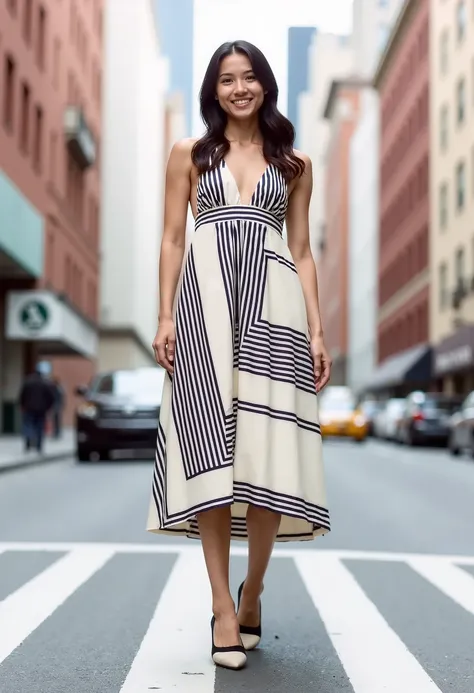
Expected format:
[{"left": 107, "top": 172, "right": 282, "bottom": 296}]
[{"left": 0, "top": 449, "right": 74, "bottom": 474}]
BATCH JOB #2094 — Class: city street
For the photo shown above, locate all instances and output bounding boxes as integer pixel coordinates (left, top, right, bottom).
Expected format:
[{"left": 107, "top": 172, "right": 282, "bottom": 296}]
[{"left": 1, "top": 440, "right": 474, "bottom": 692}]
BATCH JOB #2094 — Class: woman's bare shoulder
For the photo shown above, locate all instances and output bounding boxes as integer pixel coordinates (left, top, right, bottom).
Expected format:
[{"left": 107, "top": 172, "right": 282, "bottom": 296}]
[
  {"left": 292, "top": 149, "right": 312, "bottom": 169},
  {"left": 168, "top": 138, "right": 199, "bottom": 168}
]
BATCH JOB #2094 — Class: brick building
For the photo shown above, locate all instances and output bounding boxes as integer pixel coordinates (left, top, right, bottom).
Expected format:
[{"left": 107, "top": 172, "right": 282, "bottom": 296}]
[
  {"left": 0, "top": 0, "right": 103, "bottom": 431},
  {"left": 319, "top": 79, "right": 365, "bottom": 386},
  {"left": 369, "top": 0, "right": 431, "bottom": 394}
]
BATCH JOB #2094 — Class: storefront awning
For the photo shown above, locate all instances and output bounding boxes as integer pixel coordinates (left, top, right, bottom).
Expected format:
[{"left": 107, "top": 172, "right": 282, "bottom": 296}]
[
  {"left": 434, "top": 324, "right": 474, "bottom": 376},
  {"left": 364, "top": 343, "right": 432, "bottom": 392},
  {"left": 5, "top": 290, "right": 97, "bottom": 359}
]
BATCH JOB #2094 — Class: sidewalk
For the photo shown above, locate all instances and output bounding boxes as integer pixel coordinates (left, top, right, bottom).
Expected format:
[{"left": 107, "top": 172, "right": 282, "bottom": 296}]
[{"left": 0, "top": 428, "right": 75, "bottom": 473}]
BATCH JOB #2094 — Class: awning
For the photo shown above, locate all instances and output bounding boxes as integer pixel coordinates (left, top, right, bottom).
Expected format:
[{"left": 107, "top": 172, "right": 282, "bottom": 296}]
[
  {"left": 363, "top": 343, "right": 432, "bottom": 392},
  {"left": 5, "top": 290, "right": 97, "bottom": 359},
  {"left": 434, "top": 324, "right": 474, "bottom": 376}
]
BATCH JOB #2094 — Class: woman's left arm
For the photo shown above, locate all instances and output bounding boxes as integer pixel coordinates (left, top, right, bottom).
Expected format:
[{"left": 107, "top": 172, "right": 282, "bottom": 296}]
[{"left": 286, "top": 152, "right": 332, "bottom": 393}]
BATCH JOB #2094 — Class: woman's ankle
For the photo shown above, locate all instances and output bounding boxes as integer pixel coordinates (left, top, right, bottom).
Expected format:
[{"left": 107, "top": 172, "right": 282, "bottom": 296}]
[
  {"left": 241, "top": 580, "right": 264, "bottom": 602},
  {"left": 212, "top": 598, "right": 236, "bottom": 619}
]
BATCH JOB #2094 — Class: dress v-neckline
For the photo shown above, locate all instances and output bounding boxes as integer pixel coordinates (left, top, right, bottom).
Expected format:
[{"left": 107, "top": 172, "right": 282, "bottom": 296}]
[{"left": 222, "top": 159, "right": 270, "bottom": 206}]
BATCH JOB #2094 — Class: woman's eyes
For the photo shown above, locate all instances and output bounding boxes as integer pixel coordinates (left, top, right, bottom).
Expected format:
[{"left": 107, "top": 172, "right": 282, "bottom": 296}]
[{"left": 221, "top": 75, "right": 257, "bottom": 84}]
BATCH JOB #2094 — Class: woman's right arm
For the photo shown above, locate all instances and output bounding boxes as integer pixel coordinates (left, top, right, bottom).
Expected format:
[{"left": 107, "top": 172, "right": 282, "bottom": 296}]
[{"left": 153, "top": 139, "right": 193, "bottom": 372}]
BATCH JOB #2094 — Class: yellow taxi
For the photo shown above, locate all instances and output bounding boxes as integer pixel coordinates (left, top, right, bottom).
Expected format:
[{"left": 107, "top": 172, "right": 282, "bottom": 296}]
[{"left": 318, "top": 386, "right": 368, "bottom": 442}]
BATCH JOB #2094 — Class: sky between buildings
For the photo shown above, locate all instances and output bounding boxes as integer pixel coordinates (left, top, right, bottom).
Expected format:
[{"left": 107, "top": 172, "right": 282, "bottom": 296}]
[{"left": 191, "top": 0, "right": 354, "bottom": 136}]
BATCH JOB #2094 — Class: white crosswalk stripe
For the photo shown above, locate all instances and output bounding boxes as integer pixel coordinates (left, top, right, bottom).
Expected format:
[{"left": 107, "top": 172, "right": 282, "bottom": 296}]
[
  {"left": 0, "top": 547, "right": 114, "bottom": 665},
  {"left": 120, "top": 550, "right": 215, "bottom": 693},
  {"left": 0, "top": 543, "right": 473, "bottom": 692},
  {"left": 296, "top": 554, "right": 441, "bottom": 693}
]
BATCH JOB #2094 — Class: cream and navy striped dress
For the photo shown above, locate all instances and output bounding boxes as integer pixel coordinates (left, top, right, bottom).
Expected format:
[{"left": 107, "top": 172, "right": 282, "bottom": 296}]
[{"left": 147, "top": 159, "right": 330, "bottom": 542}]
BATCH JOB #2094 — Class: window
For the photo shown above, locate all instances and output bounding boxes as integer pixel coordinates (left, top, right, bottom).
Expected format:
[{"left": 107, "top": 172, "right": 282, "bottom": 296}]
[
  {"left": 53, "top": 39, "right": 61, "bottom": 88},
  {"left": 456, "top": 161, "right": 466, "bottom": 211},
  {"left": 3, "top": 56, "right": 15, "bottom": 131},
  {"left": 455, "top": 247, "right": 465, "bottom": 286},
  {"left": 456, "top": 1, "right": 466, "bottom": 42},
  {"left": 440, "top": 30, "right": 449, "bottom": 74},
  {"left": 20, "top": 82, "right": 30, "bottom": 152},
  {"left": 440, "top": 104, "right": 448, "bottom": 150},
  {"left": 33, "top": 105, "right": 43, "bottom": 171},
  {"left": 23, "top": 0, "right": 33, "bottom": 44},
  {"left": 37, "top": 5, "right": 47, "bottom": 70},
  {"left": 472, "top": 145, "right": 474, "bottom": 197},
  {"left": 439, "top": 182, "right": 448, "bottom": 230},
  {"left": 378, "top": 24, "right": 390, "bottom": 53},
  {"left": 49, "top": 131, "right": 57, "bottom": 185},
  {"left": 457, "top": 78, "right": 465, "bottom": 123}
]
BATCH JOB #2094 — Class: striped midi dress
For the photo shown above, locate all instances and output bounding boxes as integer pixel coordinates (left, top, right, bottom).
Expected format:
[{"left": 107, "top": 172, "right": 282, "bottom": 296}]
[{"left": 147, "top": 159, "right": 330, "bottom": 542}]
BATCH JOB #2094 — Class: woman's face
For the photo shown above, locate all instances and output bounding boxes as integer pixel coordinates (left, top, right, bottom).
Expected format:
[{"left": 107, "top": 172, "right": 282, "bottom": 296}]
[{"left": 215, "top": 52, "right": 265, "bottom": 120}]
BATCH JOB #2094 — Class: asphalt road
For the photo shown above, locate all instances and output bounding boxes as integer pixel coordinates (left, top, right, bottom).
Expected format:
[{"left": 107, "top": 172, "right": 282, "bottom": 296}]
[{"left": 1, "top": 438, "right": 474, "bottom": 692}]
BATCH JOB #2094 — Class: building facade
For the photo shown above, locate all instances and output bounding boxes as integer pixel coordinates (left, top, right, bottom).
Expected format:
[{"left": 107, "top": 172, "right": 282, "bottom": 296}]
[
  {"left": 0, "top": 0, "right": 103, "bottom": 430},
  {"left": 369, "top": 0, "right": 431, "bottom": 395},
  {"left": 298, "top": 32, "right": 353, "bottom": 261},
  {"left": 348, "top": 89, "right": 380, "bottom": 394},
  {"left": 352, "top": 0, "right": 404, "bottom": 78},
  {"left": 287, "top": 26, "right": 316, "bottom": 147},
  {"left": 99, "top": 0, "right": 169, "bottom": 372},
  {"left": 319, "top": 80, "right": 364, "bottom": 385},
  {"left": 347, "top": 0, "right": 404, "bottom": 394},
  {"left": 430, "top": 0, "right": 474, "bottom": 394}
]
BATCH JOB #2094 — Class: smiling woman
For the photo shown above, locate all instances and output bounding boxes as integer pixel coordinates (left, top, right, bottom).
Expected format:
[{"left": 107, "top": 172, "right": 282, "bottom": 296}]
[{"left": 148, "top": 39, "right": 332, "bottom": 671}]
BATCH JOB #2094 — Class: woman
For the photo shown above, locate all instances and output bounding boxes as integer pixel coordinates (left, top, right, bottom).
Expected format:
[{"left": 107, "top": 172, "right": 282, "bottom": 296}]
[{"left": 148, "top": 40, "right": 331, "bottom": 670}]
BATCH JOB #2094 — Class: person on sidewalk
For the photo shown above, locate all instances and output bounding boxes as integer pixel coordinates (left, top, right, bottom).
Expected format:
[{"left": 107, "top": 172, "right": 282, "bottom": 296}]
[
  {"left": 19, "top": 365, "right": 55, "bottom": 454},
  {"left": 50, "top": 376, "right": 66, "bottom": 439}
]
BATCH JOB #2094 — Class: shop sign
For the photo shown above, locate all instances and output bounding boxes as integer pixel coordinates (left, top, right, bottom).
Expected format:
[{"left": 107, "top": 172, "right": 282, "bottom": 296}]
[
  {"left": 434, "top": 325, "right": 474, "bottom": 375},
  {"left": 19, "top": 299, "right": 50, "bottom": 332}
]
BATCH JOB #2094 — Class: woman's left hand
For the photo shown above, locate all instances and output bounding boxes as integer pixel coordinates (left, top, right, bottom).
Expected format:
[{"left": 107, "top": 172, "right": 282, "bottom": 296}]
[{"left": 310, "top": 336, "right": 332, "bottom": 393}]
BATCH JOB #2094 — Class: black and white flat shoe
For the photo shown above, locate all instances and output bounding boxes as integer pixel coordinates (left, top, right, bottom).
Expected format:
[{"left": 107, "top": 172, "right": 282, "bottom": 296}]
[
  {"left": 237, "top": 582, "right": 262, "bottom": 651},
  {"left": 211, "top": 616, "right": 247, "bottom": 670}
]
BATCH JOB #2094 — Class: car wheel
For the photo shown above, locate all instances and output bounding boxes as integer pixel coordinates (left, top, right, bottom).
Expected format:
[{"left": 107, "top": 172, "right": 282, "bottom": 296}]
[
  {"left": 448, "top": 432, "right": 460, "bottom": 456},
  {"left": 76, "top": 446, "right": 91, "bottom": 462}
]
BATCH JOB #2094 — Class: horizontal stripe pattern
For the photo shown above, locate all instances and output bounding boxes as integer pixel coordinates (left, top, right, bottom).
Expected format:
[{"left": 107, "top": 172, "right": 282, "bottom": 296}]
[{"left": 195, "top": 205, "right": 283, "bottom": 236}]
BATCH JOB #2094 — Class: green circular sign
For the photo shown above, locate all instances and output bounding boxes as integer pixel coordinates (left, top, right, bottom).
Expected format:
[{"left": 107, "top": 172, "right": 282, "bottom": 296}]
[{"left": 20, "top": 300, "right": 50, "bottom": 331}]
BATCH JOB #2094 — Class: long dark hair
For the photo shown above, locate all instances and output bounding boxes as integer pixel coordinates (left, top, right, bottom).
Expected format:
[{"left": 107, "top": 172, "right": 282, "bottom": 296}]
[{"left": 192, "top": 40, "right": 305, "bottom": 182}]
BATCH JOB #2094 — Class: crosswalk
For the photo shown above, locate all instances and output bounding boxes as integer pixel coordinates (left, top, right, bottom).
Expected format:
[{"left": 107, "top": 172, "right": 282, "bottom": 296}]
[{"left": 1, "top": 542, "right": 474, "bottom": 692}]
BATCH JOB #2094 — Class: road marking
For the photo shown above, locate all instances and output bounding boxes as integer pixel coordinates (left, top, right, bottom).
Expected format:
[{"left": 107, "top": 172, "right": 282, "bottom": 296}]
[
  {"left": 409, "top": 557, "right": 474, "bottom": 616},
  {"left": 296, "top": 554, "right": 442, "bottom": 693},
  {"left": 119, "top": 551, "right": 215, "bottom": 693},
  {"left": 1, "top": 542, "right": 474, "bottom": 564},
  {"left": 0, "top": 547, "right": 114, "bottom": 664}
]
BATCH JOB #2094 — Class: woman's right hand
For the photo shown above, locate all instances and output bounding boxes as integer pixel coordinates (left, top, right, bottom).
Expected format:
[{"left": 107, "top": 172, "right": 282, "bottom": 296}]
[{"left": 152, "top": 318, "right": 176, "bottom": 374}]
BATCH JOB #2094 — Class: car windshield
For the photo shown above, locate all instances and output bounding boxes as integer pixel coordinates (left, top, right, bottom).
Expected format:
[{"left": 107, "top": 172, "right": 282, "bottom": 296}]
[
  {"left": 421, "top": 398, "right": 462, "bottom": 414},
  {"left": 387, "top": 399, "right": 405, "bottom": 412},
  {"left": 320, "top": 398, "right": 355, "bottom": 412},
  {"left": 92, "top": 369, "right": 166, "bottom": 396}
]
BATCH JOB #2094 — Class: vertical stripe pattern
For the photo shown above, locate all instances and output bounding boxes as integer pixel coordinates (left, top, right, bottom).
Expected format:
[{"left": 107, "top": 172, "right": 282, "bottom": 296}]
[{"left": 148, "top": 155, "right": 330, "bottom": 542}]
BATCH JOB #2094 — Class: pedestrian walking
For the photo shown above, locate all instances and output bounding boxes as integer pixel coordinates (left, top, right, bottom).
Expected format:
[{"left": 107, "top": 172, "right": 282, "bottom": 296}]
[
  {"left": 149, "top": 40, "right": 332, "bottom": 670},
  {"left": 50, "top": 376, "right": 65, "bottom": 439},
  {"left": 19, "top": 364, "right": 55, "bottom": 454}
]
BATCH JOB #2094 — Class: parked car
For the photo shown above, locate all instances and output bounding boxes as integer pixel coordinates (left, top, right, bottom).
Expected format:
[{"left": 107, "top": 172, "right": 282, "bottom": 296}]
[
  {"left": 373, "top": 398, "right": 406, "bottom": 440},
  {"left": 318, "top": 386, "right": 368, "bottom": 443},
  {"left": 359, "top": 399, "right": 382, "bottom": 436},
  {"left": 448, "top": 391, "right": 474, "bottom": 457},
  {"left": 397, "top": 391, "right": 464, "bottom": 447},
  {"left": 75, "top": 367, "right": 166, "bottom": 461}
]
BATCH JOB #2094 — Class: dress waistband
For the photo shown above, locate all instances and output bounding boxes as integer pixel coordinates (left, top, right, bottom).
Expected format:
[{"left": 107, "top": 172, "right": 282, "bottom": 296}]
[{"left": 195, "top": 205, "right": 283, "bottom": 235}]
